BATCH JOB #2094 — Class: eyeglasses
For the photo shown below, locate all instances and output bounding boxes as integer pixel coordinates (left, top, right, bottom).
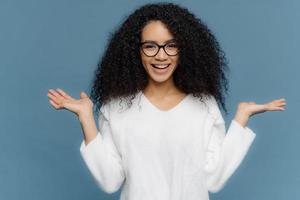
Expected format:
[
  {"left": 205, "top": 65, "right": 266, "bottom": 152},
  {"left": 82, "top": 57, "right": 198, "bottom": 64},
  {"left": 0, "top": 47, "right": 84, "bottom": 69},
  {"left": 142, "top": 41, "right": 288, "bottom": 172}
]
[{"left": 140, "top": 41, "right": 179, "bottom": 57}]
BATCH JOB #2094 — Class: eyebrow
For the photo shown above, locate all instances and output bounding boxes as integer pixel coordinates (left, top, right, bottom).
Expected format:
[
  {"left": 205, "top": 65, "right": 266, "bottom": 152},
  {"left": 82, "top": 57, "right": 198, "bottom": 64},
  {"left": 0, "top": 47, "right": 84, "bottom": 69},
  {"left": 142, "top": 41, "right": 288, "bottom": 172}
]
[{"left": 141, "top": 39, "right": 176, "bottom": 44}]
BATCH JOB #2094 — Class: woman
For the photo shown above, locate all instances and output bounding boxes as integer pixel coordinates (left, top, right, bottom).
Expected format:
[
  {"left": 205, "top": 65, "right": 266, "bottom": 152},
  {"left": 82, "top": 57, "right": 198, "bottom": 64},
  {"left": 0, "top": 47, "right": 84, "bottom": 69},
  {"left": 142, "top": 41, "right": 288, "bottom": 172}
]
[{"left": 47, "top": 3, "right": 286, "bottom": 200}]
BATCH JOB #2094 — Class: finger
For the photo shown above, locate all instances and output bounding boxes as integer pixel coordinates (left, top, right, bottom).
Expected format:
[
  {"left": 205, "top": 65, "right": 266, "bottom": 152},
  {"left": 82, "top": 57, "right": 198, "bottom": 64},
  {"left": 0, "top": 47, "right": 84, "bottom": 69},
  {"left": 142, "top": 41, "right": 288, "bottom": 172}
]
[
  {"left": 47, "top": 92, "right": 56, "bottom": 99},
  {"left": 47, "top": 91, "right": 64, "bottom": 104},
  {"left": 274, "top": 101, "right": 286, "bottom": 106},
  {"left": 56, "top": 88, "right": 74, "bottom": 100},
  {"left": 80, "top": 91, "right": 88, "bottom": 99},
  {"left": 48, "top": 89, "right": 62, "bottom": 98},
  {"left": 49, "top": 99, "right": 60, "bottom": 109},
  {"left": 278, "top": 102, "right": 287, "bottom": 106},
  {"left": 269, "top": 101, "right": 285, "bottom": 107},
  {"left": 47, "top": 93, "right": 60, "bottom": 104},
  {"left": 274, "top": 98, "right": 286, "bottom": 102},
  {"left": 270, "top": 106, "right": 285, "bottom": 111}
]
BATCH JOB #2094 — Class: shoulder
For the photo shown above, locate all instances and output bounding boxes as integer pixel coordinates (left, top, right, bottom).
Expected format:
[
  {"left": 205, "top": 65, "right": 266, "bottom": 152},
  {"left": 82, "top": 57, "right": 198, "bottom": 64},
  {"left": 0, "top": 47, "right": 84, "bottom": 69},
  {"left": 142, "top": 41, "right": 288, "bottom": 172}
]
[
  {"left": 99, "top": 95, "right": 137, "bottom": 120},
  {"left": 100, "top": 97, "right": 123, "bottom": 120},
  {"left": 99, "top": 101, "right": 111, "bottom": 121},
  {"left": 191, "top": 94, "right": 224, "bottom": 123}
]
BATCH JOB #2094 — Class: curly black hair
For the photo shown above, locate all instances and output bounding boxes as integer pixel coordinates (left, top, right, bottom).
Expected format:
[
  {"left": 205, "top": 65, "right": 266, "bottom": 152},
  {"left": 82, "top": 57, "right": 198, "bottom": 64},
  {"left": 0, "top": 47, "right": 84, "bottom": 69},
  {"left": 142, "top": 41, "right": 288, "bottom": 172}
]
[{"left": 90, "top": 2, "right": 229, "bottom": 116}]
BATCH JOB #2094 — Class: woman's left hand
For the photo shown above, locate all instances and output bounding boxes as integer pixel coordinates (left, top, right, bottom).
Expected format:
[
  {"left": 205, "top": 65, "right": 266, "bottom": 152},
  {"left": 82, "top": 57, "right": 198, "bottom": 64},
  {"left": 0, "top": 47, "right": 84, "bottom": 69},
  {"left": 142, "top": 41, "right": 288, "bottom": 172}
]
[{"left": 234, "top": 98, "right": 286, "bottom": 127}]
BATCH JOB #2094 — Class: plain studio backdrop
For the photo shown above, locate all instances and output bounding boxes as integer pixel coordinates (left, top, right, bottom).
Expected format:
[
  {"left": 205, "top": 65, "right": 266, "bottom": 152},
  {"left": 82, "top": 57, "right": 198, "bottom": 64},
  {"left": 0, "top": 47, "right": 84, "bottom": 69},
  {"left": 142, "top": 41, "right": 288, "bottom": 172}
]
[{"left": 0, "top": 0, "right": 299, "bottom": 199}]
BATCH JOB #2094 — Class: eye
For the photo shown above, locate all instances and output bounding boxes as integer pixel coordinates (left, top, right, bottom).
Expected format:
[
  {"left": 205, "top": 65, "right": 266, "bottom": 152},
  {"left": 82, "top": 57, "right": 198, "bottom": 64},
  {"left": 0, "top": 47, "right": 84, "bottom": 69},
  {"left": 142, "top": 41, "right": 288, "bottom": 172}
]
[
  {"left": 142, "top": 43, "right": 157, "bottom": 49},
  {"left": 145, "top": 45, "right": 156, "bottom": 49},
  {"left": 166, "top": 43, "right": 178, "bottom": 48}
]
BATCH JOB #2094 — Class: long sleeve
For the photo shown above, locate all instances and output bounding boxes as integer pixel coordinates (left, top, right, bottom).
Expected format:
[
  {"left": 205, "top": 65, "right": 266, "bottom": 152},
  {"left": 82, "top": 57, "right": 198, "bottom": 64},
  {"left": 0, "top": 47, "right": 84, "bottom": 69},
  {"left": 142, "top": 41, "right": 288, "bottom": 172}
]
[
  {"left": 79, "top": 103, "right": 125, "bottom": 194},
  {"left": 203, "top": 96, "right": 256, "bottom": 193}
]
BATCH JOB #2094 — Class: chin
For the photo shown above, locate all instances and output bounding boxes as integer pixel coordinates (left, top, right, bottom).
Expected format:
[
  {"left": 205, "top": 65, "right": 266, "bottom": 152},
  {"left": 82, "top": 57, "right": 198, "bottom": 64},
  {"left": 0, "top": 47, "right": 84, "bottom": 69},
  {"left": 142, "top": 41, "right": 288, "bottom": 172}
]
[{"left": 148, "top": 68, "right": 175, "bottom": 83}]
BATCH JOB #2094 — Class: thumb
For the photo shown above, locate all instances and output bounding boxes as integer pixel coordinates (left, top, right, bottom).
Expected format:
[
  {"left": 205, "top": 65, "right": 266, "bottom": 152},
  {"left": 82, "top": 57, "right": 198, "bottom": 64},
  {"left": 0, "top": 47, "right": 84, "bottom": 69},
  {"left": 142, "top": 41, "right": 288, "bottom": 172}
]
[{"left": 80, "top": 91, "right": 89, "bottom": 99}]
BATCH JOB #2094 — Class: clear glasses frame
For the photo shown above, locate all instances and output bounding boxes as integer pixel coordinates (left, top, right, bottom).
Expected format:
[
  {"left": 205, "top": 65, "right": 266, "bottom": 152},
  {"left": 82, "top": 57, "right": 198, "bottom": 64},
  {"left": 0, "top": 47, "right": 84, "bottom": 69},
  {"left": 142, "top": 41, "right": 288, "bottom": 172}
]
[{"left": 140, "top": 41, "right": 180, "bottom": 57}]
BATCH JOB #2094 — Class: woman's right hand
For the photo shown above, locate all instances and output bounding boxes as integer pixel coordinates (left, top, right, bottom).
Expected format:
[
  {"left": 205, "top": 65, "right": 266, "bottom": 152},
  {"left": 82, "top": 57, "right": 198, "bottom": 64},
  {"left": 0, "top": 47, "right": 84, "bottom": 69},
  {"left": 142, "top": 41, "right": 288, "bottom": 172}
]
[{"left": 47, "top": 88, "right": 94, "bottom": 118}]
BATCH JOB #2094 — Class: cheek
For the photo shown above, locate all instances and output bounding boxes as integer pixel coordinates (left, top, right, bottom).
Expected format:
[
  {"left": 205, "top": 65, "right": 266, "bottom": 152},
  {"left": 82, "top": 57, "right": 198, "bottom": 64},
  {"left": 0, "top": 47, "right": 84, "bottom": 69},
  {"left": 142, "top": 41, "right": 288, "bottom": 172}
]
[
  {"left": 171, "top": 56, "right": 179, "bottom": 65},
  {"left": 140, "top": 53, "right": 151, "bottom": 66},
  {"left": 140, "top": 52, "right": 146, "bottom": 63}
]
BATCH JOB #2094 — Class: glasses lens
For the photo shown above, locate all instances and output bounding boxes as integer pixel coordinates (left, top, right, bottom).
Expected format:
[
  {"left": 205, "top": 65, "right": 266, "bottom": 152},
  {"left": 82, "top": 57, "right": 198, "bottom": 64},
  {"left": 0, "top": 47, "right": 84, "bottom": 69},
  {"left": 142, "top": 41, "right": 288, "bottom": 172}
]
[
  {"left": 165, "top": 43, "right": 179, "bottom": 56},
  {"left": 141, "top": 43, "right": 158, "bottom": 56}
]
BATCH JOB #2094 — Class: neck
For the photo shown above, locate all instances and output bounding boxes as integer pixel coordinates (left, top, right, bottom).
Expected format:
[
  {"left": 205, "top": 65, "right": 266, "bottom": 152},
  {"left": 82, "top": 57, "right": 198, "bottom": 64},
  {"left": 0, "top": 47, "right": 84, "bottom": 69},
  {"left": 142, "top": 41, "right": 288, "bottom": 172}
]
[{"left": 143, "top": 77, "right": 182, "bottom": 97}]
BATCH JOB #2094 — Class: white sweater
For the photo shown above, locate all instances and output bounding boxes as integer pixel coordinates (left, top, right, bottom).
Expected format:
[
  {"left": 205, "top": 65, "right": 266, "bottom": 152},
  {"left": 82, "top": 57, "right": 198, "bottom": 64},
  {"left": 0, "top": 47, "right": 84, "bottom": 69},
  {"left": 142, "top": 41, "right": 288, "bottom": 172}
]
[{"left": 80, "top": 91, "right": 256, "bottom": 200}]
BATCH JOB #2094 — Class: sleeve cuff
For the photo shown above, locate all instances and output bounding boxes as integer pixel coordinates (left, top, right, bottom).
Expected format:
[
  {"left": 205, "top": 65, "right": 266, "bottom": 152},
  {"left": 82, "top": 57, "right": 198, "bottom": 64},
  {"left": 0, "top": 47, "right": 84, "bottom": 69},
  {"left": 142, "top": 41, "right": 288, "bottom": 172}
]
[
  {"left": 80, "top": 132, "right": 102, "bottom": 155},
  {"left": 231, "top": 119, "right": 256, "bottom": 142}
]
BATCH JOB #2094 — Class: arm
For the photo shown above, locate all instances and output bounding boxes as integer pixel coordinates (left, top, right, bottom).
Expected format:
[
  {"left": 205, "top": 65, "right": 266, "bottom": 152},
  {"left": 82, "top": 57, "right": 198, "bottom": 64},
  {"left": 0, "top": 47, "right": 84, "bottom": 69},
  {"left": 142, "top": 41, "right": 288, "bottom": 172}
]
[
  {"left": 78, "top": 111, "right": 98, "bottom": 146},
  {"left": 203, "top": 96, "right": 255, "bottom": 193},
  {"left": 203, "top": 96, "right": 286, "bottom": 193},
  {"left": 79, "top": 104, "right": 125, "bottom": 194},
  {"left": 47, "top": 89, "right": 126, "bottom": 193},
  {"left": 204, "top": 114, "right": 256, "bottom": 193}
]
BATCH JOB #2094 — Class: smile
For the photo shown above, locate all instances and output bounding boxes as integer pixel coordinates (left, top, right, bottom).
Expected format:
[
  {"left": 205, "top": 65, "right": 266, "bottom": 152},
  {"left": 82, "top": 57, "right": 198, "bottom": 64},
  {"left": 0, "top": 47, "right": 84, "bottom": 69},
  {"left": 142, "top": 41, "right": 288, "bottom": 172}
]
[{"left": 151, "top": 64, "right": 170, "bottom": 69}]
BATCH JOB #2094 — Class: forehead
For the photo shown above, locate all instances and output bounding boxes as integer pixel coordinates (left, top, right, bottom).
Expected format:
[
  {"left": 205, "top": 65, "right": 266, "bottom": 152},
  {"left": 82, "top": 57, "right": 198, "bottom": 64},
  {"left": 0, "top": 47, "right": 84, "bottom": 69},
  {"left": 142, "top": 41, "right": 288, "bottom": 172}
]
[{"left": 141, "top": 20, "right": 175, "bottom": 43}]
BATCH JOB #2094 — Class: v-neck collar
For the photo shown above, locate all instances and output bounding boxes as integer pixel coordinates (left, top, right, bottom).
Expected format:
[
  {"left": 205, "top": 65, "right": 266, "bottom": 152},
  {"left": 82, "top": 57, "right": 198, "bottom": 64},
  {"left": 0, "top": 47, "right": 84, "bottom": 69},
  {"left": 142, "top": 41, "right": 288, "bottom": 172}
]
[{"left": 139, "top": 91, "right": 190, "bottom": 113}]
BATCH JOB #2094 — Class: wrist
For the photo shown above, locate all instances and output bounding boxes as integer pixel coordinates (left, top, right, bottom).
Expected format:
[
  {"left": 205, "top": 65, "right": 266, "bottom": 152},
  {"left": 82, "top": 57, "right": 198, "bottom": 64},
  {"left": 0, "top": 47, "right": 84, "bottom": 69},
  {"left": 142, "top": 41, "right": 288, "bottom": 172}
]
[
  {"left": 78, "top": 110, "right": 94, "bottom": 123},
  {"left": 234, "top": 109, "right": 250, "bottom": 128}
]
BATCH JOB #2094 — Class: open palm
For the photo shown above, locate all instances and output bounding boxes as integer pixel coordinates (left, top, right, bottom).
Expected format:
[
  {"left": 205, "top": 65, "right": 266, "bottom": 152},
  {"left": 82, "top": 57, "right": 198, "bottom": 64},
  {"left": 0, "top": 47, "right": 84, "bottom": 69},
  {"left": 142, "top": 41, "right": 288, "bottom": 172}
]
[
  {"left": 238, "top": 98, "right": 286, "bottom": 117},
  {"left": 47, "top": 88, "right": 93, "bottom": 116}
]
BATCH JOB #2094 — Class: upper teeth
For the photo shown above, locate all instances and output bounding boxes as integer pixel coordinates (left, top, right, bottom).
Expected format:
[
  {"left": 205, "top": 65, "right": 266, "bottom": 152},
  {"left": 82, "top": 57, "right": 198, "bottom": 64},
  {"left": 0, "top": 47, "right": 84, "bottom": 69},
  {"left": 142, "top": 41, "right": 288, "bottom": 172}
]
[{"left": 153, "top": 64, "right": 169, "bottom": 68}]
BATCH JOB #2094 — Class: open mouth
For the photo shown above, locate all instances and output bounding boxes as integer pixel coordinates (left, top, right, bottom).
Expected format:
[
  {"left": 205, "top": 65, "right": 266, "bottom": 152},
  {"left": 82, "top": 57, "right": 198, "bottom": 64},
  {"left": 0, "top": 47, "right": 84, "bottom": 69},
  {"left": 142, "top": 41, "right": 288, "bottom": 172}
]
[{"left": 151, "top": 64, "right": 170, "bottom": 69}]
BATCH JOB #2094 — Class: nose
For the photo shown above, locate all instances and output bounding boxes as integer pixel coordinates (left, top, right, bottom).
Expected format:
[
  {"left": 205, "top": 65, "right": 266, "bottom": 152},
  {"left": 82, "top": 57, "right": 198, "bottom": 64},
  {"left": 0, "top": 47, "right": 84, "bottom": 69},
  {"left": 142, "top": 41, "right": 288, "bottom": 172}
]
[{"left": 155, "top": 47, "right": 168, "bottom": 60}]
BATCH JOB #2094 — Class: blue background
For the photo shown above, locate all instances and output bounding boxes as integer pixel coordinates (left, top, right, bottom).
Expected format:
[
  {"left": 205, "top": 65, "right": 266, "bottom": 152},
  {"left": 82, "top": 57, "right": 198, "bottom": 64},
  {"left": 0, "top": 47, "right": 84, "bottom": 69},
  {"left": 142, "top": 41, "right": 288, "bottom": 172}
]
[{"left": 0, "top": 0, "right": 299, "bottom": 199}]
